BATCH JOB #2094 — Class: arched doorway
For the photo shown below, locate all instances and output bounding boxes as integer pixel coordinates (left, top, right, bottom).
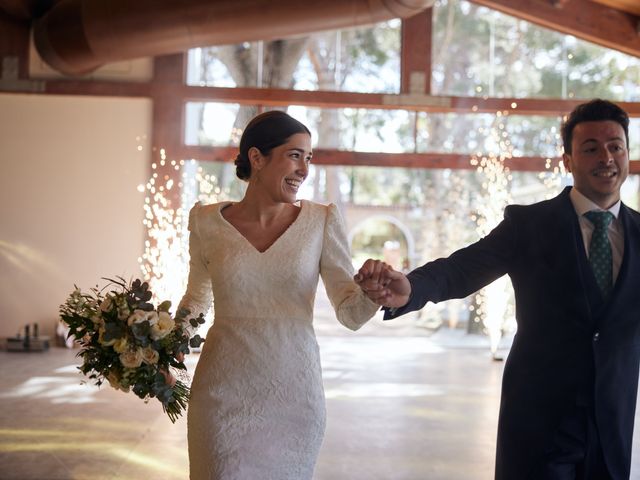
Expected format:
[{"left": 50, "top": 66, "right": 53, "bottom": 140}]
[{"left": 348, "top": 215, "right": 414, "bottom": 272}]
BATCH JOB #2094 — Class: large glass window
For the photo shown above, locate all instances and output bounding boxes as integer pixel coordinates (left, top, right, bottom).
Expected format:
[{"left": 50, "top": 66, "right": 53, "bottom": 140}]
[
  {"left": 291, "top": 106, "right": 413, "bottom": 151},
  {"left": 432, "top": 0, "right": 640, "bottom": 101},
  {"left": 184, "top": 102, "right": 241, "bottom": 146},
  {"left": 186, "top": 20, "right": 401, "bottom": 93},
  {"left": 416, "top": 112, "right": 561, "bottom": 158},
  {"left": 183, "top": 104, "right": 640, "bottom": 170},
  {"left": 185, "top": 103, "right": 415, "bottom": 152}
]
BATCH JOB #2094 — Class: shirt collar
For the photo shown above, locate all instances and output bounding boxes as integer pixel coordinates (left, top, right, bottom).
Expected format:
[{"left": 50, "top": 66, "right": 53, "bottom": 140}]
[{"left": 569, "top": 187, "right": 621, "bottom": 219}]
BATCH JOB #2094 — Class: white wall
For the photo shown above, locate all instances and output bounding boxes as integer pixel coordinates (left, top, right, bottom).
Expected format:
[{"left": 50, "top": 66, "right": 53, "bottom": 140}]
[{"left": 0, "top": 93, "right": 152, "bottom": 339}]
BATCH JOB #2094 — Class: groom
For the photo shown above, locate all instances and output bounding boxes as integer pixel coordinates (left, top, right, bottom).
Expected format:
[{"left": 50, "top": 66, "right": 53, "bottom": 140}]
[{"left": 356, "top": 99, "right": 640, "bottom": 479}]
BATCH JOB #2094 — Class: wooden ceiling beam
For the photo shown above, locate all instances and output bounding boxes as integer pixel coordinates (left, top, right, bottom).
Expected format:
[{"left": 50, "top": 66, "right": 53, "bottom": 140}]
[
  {"left": 41, "top": 79, "right": 152, "bottom": 97},
  {"left": 173, "top": 84, "right": 640, "bottom": 117},
  {"left": 590, "top": 0, "right": 640, "bottom": 18},
  {"left": 467, "top": 0, "right": 640, "bottom": 58},
  {"left": 27, "top": 80, "right": 640, "bottom": 116},
  {"left": 401, "top": 8, "right": 432, "bottom": 94},
  {"left": 0, "top": 0, "right": 42, "bottom": 20},
  {"left": 0, "top": 9, "right": 30, "bottom": 78},
  {"left": 151, "top": 54, "right": 186, "bottom": 209},
  {"left": 179, "top": 145, "right": 640, "bottom": 174}
]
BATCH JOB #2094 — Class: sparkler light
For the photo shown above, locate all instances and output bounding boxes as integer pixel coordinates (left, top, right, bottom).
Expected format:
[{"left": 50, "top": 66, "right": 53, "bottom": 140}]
[
  {"left": 469, "top": 112, "right": 565, "bottom": 356},
  {"left": 137, "top": 158, "right": 225, "bottom": 313},
  {"left": 469, "top": 112, "right": 515, "bottom": 356}
]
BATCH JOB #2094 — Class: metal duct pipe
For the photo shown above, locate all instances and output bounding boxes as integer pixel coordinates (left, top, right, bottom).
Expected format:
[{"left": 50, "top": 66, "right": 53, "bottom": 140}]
[{"left": 33, "top": 0, "right": 435, "bottom": 76}]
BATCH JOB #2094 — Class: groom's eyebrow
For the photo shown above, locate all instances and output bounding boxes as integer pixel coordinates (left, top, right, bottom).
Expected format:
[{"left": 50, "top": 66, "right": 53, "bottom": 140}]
[{"left": 580, "top": 136, "right": 625, "bottom": 145}]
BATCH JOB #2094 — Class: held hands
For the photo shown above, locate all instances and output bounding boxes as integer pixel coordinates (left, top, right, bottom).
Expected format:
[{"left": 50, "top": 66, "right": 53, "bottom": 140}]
[{"left": 354, "top": 259, "right": 411, "bottom": 309}]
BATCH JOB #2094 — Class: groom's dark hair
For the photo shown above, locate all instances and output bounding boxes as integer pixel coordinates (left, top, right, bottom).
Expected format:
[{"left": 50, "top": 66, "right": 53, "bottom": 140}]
[{"left": 561, "top": 99, "right": 629, "bottom": 155}]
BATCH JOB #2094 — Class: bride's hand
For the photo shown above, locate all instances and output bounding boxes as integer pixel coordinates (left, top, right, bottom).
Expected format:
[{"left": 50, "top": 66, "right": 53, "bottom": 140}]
[{"left": 354, "top": 259, "right": 411, "bottom": 308}]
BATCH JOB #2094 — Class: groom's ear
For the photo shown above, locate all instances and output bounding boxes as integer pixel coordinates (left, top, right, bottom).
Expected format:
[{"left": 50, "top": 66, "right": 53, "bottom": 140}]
[{"left": 562, "top": 152, "right": 572, "bottom": 173}]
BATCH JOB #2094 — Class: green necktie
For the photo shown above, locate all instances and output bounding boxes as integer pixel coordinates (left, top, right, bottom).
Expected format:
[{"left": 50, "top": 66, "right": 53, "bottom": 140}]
[{"left": 584, "top": 210, "right": 614, "bottom": 297}]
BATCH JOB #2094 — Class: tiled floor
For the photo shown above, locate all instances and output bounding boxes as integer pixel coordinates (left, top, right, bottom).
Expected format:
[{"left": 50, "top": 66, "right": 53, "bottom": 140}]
[{"left": 2, "top": 289, "right": 639, "bottom": 479}]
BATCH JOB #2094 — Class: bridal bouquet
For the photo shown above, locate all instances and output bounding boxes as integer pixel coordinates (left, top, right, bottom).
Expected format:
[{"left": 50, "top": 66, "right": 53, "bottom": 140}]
[{"left": 59, "top": 277, "right": 205, "bottom": 422}]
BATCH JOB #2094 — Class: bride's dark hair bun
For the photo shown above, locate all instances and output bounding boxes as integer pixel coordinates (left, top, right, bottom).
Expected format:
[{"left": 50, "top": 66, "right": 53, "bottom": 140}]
[
  {"left": 234, "top": 154, "right": 251, "bottom": 181},
  {"left": 235, "top": 110, "right": 311, "bottom": 181}
]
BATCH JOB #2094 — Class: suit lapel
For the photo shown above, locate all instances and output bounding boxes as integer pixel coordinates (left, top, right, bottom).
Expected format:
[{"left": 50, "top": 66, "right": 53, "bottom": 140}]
[
  {"left": 610, "top": 204, "right": 640, "bottom": 301},
  {"left": 548, "top": 188, "right": 595, "bottom": 321},
  {"left": 547, "top": 188, "right": 586, "bottom": 280}
]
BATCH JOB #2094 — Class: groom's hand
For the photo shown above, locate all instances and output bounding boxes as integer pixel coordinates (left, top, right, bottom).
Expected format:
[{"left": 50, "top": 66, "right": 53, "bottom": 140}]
[{"left": 354, "top": 259, "right": 411, "bottom": 309}]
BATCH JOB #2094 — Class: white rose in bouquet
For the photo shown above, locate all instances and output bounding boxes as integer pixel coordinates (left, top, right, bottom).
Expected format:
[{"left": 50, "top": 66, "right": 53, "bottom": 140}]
[
  {"left": 141, "top": 346, "right": 160, "bottom": 365},
  {"left": 120, "top": 347, "right": 144, "bottom": 369},
  {"left": 126, "top": 310, "right": 146, "bottom": 325},
  {"left": 127, "top": 309, "right": 158, "bottom": 326},
  {"left": 151, "top": 311, "right": 175, "bottom": 340}
]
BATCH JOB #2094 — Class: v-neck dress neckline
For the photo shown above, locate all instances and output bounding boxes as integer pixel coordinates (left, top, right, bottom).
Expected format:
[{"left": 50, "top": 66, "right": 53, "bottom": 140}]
[{"left": 217, "top": 200, "right": 307, "bottom": 254}]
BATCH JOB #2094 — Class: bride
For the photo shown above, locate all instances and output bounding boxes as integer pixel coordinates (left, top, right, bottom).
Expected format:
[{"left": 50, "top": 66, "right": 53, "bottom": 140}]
[{"left": 177, "top": 110, "right": 379, "bottom": 479}]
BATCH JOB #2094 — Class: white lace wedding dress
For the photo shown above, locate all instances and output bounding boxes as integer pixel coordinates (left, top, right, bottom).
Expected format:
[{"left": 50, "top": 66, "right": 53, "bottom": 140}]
[{"left": 179, "top": 200, "right": 378, "bottom": 480}]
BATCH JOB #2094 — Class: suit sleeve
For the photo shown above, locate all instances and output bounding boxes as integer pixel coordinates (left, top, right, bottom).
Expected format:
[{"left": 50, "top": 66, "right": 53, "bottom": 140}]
[
  {"left": 320, "top": 203, "right": 380, "bottom": 331},
  {"left": 384, "top": 206, "right": 518, "bottom": 320},
  {"left": 177, "top": 203, "right": 213, "bottom": 335}
]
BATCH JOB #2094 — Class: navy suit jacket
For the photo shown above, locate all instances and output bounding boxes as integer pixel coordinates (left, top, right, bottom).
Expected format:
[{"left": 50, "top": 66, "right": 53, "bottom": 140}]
[{"left": 385, "top": 187, "right": 640, "bottom": 479}]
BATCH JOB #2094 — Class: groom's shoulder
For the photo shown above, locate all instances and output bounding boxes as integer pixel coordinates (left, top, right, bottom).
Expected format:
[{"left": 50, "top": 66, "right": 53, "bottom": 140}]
[
  {"left": 504, "top": 191, "right": 566, "bottom": 221},
  {"left": 622, "top": 203, "right": 640, "bottom": 230},
  {"left": 623, "top": 202, "right": 640, "bottom": 218}
]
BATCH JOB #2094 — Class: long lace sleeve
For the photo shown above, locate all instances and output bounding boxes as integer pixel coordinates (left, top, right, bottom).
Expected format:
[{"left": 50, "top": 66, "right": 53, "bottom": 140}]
[
  {"left": 178, "top": 202, "right": 213, "bottom": 336},
  {"left": 320, "top": 203, "right": 379, "bottom": 331}
]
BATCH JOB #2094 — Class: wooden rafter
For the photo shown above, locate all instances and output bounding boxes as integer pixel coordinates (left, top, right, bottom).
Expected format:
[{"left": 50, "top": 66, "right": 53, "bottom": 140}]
[
  {"left": 590, "top": 0, "right": 640, "bottom": 17},
  {"left": 150, "top": 54, "right": 184, "bottom": 208},
  {"left": 401, "top": 9, "right": 432, "bottom": 94},
  {"left": 35, "top": 80, "right": 640, "bottom": 117},
  {"left": 468, "top": 0, "right": 640, "bottom": 58},
  {"left": 179, "top": 145, "right": 640, "bottom": 174},
  {"left": 181, "top": 145, "right": 550, "bottom": 170},
  {"left": 32, "top": 75, "right": 640, "bottom": 173}
]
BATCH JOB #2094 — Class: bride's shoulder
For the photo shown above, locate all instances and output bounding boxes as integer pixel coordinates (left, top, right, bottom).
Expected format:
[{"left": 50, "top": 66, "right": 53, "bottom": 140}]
[
  {"left": 189, "top": 201, "right": 229, "bottom": 214},
  {"left": 300, "top": 201, "right": 343, "bottom": 224},
  {"left": 187, "top": 201, "right": 229, "bottom": 231},
  {"left": 299, "top": 200, "right": 325, "bottom": 217},
  {"left": 300, "top": 200, "right": 333, "bottom": 213}
]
